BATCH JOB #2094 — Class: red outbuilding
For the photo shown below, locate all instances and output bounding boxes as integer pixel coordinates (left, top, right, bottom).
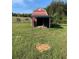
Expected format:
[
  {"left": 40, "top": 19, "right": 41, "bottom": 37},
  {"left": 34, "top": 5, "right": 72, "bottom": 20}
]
[{"left": 31, "top": 8, "right": 51, "bottom": 28}]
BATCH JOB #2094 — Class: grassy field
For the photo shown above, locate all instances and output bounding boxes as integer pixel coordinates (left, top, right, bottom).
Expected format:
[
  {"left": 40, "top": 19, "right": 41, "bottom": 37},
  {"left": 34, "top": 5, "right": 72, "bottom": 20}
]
[{"left": 12, "top": 17, "right": 67, "bottom": 59}]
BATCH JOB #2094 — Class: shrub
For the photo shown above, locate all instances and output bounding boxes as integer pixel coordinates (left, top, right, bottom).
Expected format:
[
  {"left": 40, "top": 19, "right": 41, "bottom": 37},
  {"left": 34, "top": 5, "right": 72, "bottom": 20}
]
[{"left": 17, "top": 18, "right": 21, "bottom": 23}]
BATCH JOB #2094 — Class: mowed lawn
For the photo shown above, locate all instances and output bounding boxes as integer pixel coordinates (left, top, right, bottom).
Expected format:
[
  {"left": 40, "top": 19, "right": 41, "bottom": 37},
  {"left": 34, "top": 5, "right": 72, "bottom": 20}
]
[{"left": 12, "top": 19, "right": 67, "bottom": 59}]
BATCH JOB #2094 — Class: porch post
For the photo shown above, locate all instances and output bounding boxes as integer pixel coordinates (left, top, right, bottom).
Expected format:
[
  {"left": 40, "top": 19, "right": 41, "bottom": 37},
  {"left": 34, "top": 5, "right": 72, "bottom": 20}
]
[
  {"left": 32, "top": 16, "right": 34, "bottom": 28},
  {"left": 49, "top": 18, "right": 50, "bottom": 28}
]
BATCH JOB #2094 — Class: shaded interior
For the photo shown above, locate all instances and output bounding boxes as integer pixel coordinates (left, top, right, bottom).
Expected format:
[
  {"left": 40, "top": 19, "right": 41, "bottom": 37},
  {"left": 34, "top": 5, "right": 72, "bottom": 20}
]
[{"left": 34, "top": 16, "right": 49, "bottom": 28}]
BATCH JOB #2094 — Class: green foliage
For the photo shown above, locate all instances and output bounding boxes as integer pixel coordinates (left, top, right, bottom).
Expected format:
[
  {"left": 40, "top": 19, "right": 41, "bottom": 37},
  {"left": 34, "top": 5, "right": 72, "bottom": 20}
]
[
  {"left": 12, "top": 16, "right": 31, "bottom": 23},
  {"left": 16, "top": 18, "right": 21, "bottom": 23},
  {"left": 46, "top": 1, "right": 67, "bottom": 24},
  {"left": 12, "top": 13, "right": 31, "bottom": 17}
]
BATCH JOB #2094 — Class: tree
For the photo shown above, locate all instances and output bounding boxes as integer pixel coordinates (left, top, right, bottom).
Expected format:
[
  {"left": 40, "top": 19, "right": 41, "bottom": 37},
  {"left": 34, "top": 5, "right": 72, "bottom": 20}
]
[{"left": 46, "top": 1, "right": 67, "bottom": 24}]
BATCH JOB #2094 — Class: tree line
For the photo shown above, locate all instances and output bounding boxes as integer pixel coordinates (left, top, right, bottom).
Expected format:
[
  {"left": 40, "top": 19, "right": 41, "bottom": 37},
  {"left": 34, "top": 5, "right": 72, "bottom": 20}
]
[{"left": 12, "top": 13, "right": 31, "bottom": 17}]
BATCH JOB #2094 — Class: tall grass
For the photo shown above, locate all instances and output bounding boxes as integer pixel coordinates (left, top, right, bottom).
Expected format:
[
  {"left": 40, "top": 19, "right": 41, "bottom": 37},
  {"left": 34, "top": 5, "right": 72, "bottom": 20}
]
[{"left": 12, "top": 17, "right": 67, "bottom": 59}]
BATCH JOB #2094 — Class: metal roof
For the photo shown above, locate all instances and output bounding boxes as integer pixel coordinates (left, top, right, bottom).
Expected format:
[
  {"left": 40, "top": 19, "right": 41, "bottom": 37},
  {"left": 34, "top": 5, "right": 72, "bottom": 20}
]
[{"left": 32, "top": 8, "right": 48, "bottom": 16}]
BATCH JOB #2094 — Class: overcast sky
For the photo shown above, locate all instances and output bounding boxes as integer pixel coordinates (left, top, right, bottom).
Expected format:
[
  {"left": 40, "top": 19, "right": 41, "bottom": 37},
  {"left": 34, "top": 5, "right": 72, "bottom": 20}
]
[{"left": 12, "top": 0, "right": 67, "bottom": 14}]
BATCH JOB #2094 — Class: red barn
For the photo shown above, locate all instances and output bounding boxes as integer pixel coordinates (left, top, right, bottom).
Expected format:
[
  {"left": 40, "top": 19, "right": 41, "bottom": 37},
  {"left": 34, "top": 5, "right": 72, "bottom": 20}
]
[{"left": 31, "top": 8, "right": 51, "bottom": 28}]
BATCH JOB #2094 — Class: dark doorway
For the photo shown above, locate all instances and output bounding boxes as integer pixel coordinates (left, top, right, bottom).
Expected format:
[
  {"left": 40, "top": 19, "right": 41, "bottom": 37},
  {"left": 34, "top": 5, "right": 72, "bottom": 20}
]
[{"left": 36, "top": 17, "right": 49, "bottom": 28}]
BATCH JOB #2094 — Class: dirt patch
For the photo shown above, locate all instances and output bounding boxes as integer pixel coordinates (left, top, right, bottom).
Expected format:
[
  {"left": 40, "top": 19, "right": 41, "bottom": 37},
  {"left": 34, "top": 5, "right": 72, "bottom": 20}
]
[
  {"left": 36, "top": 43, "right": 50, "bottom": 52},
  {"left": 36, "top": 26, "right": 47, "bottom": 29}
]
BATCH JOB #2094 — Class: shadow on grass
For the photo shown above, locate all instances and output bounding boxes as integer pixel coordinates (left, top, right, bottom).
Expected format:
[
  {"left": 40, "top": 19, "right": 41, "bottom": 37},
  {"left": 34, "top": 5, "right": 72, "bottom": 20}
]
[{"left": 50, "top": 24, "right": 63, "bottom": 29}]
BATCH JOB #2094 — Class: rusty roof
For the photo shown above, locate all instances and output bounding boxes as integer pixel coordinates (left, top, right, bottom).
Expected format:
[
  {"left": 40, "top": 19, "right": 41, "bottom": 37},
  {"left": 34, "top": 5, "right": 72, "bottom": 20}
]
[{"left": 32, "top": 8, "right": 48, "bottom": 16}]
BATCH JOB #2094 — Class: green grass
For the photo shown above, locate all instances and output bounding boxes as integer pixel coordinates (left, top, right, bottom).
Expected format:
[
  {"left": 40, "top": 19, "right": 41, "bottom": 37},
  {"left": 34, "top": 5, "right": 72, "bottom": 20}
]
[{"left": 12, "top": 17, "right": 67, "bottom": 59}]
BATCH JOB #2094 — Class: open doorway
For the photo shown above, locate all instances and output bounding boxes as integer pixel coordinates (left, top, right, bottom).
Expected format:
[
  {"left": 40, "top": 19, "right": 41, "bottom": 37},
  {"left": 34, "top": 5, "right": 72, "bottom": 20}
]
[{"left": 36, "top": 16, "right": 49, "bottom": 28}]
